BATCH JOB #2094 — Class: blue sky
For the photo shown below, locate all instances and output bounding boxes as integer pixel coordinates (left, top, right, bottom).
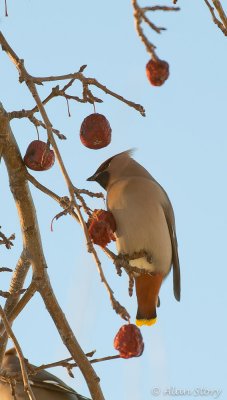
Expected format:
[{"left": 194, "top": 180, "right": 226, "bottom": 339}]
[{"left": 0, "top": 1, "right": 227, "bottom": 399}]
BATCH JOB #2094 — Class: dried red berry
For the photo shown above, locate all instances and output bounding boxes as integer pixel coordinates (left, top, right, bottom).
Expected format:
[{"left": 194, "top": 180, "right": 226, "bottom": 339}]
[
  {"left": 114, "top": 324, "right": 144, "bottom": 359},
  {"left": 87, "top": 209, "right": 116, "bottom": 247},
  {"left": 80, "top": 113, "right": 111, "bottom": 149},
  {"left": 24, "top": 140, "right": 55, "bottom": 171},
  {"left": 146, "top": 58, "right": 169, "bottom": 86}
]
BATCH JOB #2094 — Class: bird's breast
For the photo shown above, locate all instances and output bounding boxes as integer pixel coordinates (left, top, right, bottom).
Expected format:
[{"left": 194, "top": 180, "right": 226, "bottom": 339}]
[{"left": 107, "top": 177, "right": 172, "bottom": 275}]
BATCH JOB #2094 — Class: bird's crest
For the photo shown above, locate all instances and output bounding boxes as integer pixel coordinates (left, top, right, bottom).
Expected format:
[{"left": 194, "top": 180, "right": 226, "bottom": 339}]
[{"left": 95, "top": 148, "right": 136, "bottom": 174}]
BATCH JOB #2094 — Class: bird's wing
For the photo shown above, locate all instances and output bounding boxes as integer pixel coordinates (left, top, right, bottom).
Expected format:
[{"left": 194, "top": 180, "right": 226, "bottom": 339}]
[
  {"left": 29, "top": 368, "right": 88, "bottom": 398},
  {"left": 29, "top": 375, "right": 76, "bottom": 394},
  {"left": 162, "top": 201, "right": 181, "bottom": 301}
]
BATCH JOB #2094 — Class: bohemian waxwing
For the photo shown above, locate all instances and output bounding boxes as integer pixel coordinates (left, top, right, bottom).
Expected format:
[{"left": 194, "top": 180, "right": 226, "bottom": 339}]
[
  {"left": 0, "top": 348, "right": 90, "bottom": 400},
  {"left": 87, "top": 150, "right": 181, "bottom": 327}
]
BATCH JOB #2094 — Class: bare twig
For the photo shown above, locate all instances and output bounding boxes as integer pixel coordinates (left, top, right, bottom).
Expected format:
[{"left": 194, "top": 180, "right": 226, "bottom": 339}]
[
  {"left": 0, "top": 263, "right": 35, "bottom": 374},
  {"left": 4, "top": 0, "right": 8, "bottom": 17},
  {"left": 8, "top": 111, "right": 66, "bottom": 140},
  {"left": 142, "top": 13, "right": 166, "bottom": 34},
  {"left": 89, "top": 354, "right": 120, "bottom": 366},
  {"left": 1, "top": 281, "right": 38, "bottom": 333},
  {"left": 0, "top": 289, "right": 26, "bottom": 299},
  {"left": 1, "top": 352, "right": 120, "bottom": 384},
  {"left": 132, "top": 0, "right": 180, "bottom": 58},
  {"left": 32, "top": 350, "right": 96, "bottom": 374},
  {"left": 127, "top": 273, "right": 135, "bottom": 297},
  {"left": 0, "top": 306, "right": 37, "bottom": 400},
  {"left": 6, "top": 69, "right": 145, "bottom": 117},
  {"left": 27, "top": 174, "right": 103, "bottom": 221},
  {"left": 0, "top": 267, "right": 12, "bottom": 272},
  {"left": 204, "top": 0, "right": 227, "bottom": 35},
  {"left": 0, "top": 252, "right": 31, "bottom": 363},
  {"left": 21, "top": 354, "right": 120, "bottom": 381},
  {"left": 75, "top": 188, "right": 104, "bottom": 199},
  {"left": 143, "top": 6, "right": 180, "bottom": 12},
  {"left": 0, "top": 290, "right": 12, "bottom": 298},
  {"left": 213, "top": 0, "right": 227, "bottom": 25},
  {"left": 133, "top": 0, "right": 157, "bottom": 58},
  {"left": 28, "top": 115, "right": 66, "bottom": 140},
  {"left": 90, "top": 246, "right": 130, "bottom": 321},
  {"left": 28, "top": 72, "right": 146, "bottom": 115},
  {"left": 27, "top": 72, "right": 145, "bottom": 116},
  {"left": 26, "top": 172, "right": 68, "bottom": 207},
  {"left": 50, "top": 207, "right": 72, "bottom": 232},
  {"left": 75, "top": 191, "right": 93, "bottom": 216},
  {"left": 0, "top": 228, "right": 15, "bottom": 249}
]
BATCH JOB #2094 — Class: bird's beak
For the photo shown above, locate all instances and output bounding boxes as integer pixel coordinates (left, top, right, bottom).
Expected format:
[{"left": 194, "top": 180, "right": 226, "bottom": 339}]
[{"left": 87, "top": 174, "right": 97, "bottom": 182}]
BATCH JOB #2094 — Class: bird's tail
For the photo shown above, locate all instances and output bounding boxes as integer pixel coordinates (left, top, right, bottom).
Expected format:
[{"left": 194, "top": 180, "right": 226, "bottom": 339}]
[{"left": 135, "top": 273, "right": 163, "bottom": 327}]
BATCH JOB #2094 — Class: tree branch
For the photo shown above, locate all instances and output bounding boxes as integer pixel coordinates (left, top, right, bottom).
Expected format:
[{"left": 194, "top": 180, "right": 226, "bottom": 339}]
[
  {"left": 0, "top": 281, "right": 38, "bottom": 335},
  {"left": 0, "top": 31, "right": 145, "bottom": 117},
  {"left": 0, "top": 252, "right": 30, "bottom": 360},
  {"left": 0, "top": 103, "right": 105, "bottom": 400},
  {"left": 204, "top": 0, "right": 227, "bottom": 35},
  {"left": 132, "top": 0, "right": 157, "bottom": 58},
  {"left": 132, "top": 0, "right": 180, "bottom": 58},
  {"left": 32, "top": 354, "right": 120, "bottom": 376}
]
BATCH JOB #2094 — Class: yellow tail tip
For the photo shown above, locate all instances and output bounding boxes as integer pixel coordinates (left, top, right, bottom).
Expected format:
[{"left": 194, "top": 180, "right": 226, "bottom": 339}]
[{"left": 136, "top": 317, "right": 157, "bottom": 327}]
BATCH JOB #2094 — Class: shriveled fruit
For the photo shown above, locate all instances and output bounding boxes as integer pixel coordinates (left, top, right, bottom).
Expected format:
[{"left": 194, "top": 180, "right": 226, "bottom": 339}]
[
  {"left": 24, "top": 140, "right": 55, "bottom": 171},
  {"left": 146, "top": 58, "right": 169, "bottom": 86},
  {"left": 87, "top": 209, "right": 116, "bottom": 247},
  {"left": 80, "top": 113, "right": 111, "bottom": 149},
  {"left": 114, "top": 324, "right": 144, "bottom": 359}
]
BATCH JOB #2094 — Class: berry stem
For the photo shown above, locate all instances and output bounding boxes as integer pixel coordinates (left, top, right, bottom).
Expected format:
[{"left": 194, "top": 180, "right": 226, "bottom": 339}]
[
  {"left": 66, "top": 98, "right": 71, "bottom": 117},
  {"left": 5, "top": 0, "right": 8, "bottom": 16},
  {"left": 35, "top": 126, "right": 40, "bottom": 141}
]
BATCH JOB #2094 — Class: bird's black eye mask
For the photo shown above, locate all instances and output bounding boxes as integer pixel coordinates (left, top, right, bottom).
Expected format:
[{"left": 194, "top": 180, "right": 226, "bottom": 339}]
[
  {"left": 87, "top": 155, "right": 115, "bottom": 189},
  {"left": 94, "top": 170, "right": 110, "bottom": 190}
]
